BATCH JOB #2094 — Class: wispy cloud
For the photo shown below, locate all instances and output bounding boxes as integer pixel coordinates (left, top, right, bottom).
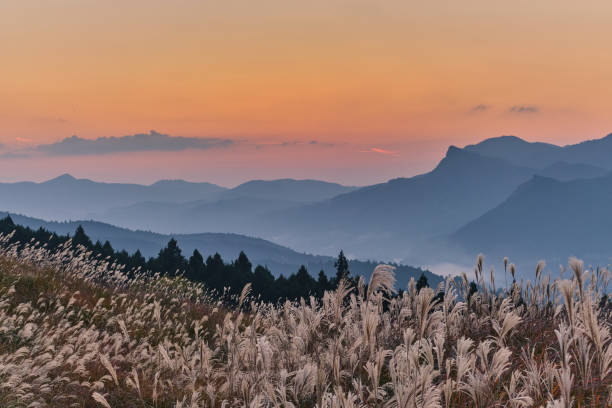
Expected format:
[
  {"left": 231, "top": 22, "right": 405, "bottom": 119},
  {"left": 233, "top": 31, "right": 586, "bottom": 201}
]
[
  {"left": 509, "top": 105, "right": 539, "bottom": 114},
  {"left": 2, "top": 132, "right": 336, "bottom": 159},
  {"left": 35, "top": 130, "right": 233, "bottom": 156},
  {"left": 254, "top": 139, "right": 335, "bottom": 149},
  {"left": 0, "top": 152, "right": 30, "bottom": 159},
  {"left": 29, "top": 116, "right": 69, "bottom": 125},
  {"left": 360, "top": 147, "right": 398, "bottom": 156},
  {"left": 308, "top": 140, "right": 334, "bottom": 147},
  {"left": 469, "top": 104, "right": 491, "bottom": 113}
]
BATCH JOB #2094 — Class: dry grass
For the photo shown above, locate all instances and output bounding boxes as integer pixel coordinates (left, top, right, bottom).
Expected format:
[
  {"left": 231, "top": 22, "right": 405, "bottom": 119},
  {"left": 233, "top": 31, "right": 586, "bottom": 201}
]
[{"left": 0, "top": 234, "right": 610, "bottom": 407}]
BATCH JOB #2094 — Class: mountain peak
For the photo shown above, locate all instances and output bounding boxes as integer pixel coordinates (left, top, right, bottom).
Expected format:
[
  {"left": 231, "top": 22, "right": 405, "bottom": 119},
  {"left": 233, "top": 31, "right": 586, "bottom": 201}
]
[
  {"left": 492, "top": 135, "right": 525, "bottom": 142},
  {"left": 443, "top": 145, "right": 481, "bottom": 161},
  {"left": 46, "top": 173, "right": 77, "bottom": 183},
  {"left": 465, "top": 135, "right": 527, "bottom": 149},
  {"left": 151, "top": 179, "right": 188, "bottom": 185},
  {"left": 445, "top": 145, "right": 462, "bottom": 156}
]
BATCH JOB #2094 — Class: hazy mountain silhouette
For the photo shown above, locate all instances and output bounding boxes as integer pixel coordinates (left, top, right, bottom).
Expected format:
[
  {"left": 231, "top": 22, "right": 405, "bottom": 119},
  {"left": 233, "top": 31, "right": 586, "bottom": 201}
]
[
  {"left": 98, "top": 196, "right": 303, "bottom": 234},
  {"left": 0, "top": 174, "right": 226, "bottom": 220},
  {"left": 536, "top": 161, "right": 609, "bottom": 181},
  {"left": 465, "top": 133, "right": 612, "bottom": 170},
  {"left": 450, "top": 173, "right": 612, "bottom": 270},
  {"left": 259, "top": 146, "right": 538, "bottom": 259},
  {"left": 0, "top": 175, "right": 354, "bottom": 225},
  {"left": 1, "top": 212, "right": 438, "bottom": 288},
  {"left": 224, "top": 179, "right": 357, "bottom": 202},
  {"left": 95, "top": 179, "right": 356, "bottom": 233}
]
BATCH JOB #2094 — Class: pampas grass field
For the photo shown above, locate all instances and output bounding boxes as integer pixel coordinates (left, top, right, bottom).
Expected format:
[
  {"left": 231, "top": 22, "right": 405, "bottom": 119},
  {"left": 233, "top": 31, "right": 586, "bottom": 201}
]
[{"left": 0, "top": 232, "right": 610, "bottom": 407}]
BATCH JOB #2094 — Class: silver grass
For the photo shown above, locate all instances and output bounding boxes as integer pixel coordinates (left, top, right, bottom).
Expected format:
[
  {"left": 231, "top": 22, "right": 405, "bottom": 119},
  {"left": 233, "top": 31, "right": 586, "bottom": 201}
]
[
  {"left": 91, "top": 392, "right": 112, "bottom": 408},
  {"left": 367, "top": 264, "right": 396, "bottom": 301},
  {"left": 0, "top": 232, "right": 610, "bottom": 407},
  {"left": 98, "top": 354, "right": 118, "bottom": 387}
]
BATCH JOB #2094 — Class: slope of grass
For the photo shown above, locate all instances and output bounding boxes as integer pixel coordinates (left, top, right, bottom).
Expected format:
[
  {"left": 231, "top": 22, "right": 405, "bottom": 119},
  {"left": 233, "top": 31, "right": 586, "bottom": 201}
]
[{"left": 0, "top": 232, "right": 610, "bottom": 407}]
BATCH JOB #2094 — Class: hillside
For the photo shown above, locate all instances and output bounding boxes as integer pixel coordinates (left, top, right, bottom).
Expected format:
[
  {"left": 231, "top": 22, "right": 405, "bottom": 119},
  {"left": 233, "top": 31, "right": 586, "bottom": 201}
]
[
  {"left": 0, "top": 212, "right": 439, "bottom": 289},
  {"left": 536, "top": 161, "right": 609, "bottom": 181},
  {"left": 0, "top": 232, "right": 609, "bottom": 407},
  {"left": 450, "top": 173, "right": 612, "bottom": 269}
]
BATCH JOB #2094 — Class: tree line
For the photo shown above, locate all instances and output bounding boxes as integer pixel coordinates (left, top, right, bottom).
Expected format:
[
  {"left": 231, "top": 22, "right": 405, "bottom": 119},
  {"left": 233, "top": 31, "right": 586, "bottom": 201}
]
[{"left": 0, "top": 216, "right": 390, "bottom": 302}]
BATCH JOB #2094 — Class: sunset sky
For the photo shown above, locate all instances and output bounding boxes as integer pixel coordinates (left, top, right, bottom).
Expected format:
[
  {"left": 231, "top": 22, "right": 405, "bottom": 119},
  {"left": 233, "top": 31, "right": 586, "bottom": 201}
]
[{"left": 1, "top": 1, "right": 612, "bottom": 186}]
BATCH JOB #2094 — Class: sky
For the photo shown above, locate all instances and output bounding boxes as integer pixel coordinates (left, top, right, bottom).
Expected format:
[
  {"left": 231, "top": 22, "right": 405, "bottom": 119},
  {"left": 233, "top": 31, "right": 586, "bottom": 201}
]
[{"left": 1, "top": 1, "right": 612, "bottom": 186}]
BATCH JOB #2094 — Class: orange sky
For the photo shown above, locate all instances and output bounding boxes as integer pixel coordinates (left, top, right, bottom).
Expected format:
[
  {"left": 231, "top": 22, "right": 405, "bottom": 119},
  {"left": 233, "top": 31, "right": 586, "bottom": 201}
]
[{"left": 1, "top": 1, "right": 612, "bottom": 185}]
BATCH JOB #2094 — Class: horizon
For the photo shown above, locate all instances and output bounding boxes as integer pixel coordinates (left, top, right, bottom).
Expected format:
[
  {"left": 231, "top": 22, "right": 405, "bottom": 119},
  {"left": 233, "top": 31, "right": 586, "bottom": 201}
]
[{"left": 2, "top": 131, "right": 612, "bottom": 186}]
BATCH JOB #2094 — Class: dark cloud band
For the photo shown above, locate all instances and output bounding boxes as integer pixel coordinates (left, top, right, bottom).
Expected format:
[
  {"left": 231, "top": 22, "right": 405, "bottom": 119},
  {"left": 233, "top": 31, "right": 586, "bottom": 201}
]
[
  {"left": 509, "top": 105, "right": 539, "bottom": 114},
  {"left": 35, "top": 131, "right": 233, "bottom": 156}
]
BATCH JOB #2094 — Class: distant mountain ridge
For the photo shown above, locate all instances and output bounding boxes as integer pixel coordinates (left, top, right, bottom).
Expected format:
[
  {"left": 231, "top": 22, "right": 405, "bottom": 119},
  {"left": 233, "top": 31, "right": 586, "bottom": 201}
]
[
  {"left": 449, "top": 172, "right": 612, "bottom": 270},
  {"left": 0, "top": 175, "right": 355, "bottom": 223},
  {"left": 225, "top": 179, "right": 357, "bottom": 202},
  {"left": 0, "top": 212, "right": 439, "bottom": 289},
  {"left": 0, "top": 174, "right": 226, "bottom": 221},
  {"left": 464, "top": 133, "right": 612, "bottom": 170}
]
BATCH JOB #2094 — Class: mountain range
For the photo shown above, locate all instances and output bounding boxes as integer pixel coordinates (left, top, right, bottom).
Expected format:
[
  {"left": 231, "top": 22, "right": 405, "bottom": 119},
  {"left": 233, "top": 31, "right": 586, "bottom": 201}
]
[
  {"left": 0, "top": 175, "right": 355, "bottom": 222},
  {"left": 3, "top": 133, "right": 612, "bottom": 279}
]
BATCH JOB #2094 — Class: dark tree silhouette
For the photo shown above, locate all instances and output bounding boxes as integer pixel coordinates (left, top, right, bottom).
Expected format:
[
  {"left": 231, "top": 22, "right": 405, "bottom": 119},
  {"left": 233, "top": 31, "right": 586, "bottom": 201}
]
[
  {"left": 153, "top": 238, "right": 186, "bottom": 276},
  {"left": 187, "top": 249, "right": 205, "bottom": 281},
  {"left": 334, "top": 250, "right": 350, "bottom": 284},
  {"left": 416, "top": 273, "right": 429, "bottom": 292},
  {"left": 72, "top": 225, "right": 93, "bottom": 248}
]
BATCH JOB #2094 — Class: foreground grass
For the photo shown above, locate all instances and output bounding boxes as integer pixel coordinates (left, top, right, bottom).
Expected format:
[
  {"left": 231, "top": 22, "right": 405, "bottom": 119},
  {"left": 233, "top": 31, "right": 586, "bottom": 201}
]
[{"left": 0, "top": 234, "right": 610, "bottom": 407}]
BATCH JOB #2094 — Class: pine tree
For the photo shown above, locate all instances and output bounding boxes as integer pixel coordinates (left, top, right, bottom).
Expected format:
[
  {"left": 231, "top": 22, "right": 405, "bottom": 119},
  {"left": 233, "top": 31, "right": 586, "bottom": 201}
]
[
  {"left": 72, "top": 225, "right": 92, "bottom": 248},
  {"left": 416, "top": 273, "right": 429, "bottom": 292},
  {"left": 187, "top": 249, "right": 205, "bottom": 280},
  {"left": 155, "top": 238, "right": 186, "bottom": 276},
  {"left": 334, "top": 250, "right": 350, "bottom": 285},
  {"left": 253, "top": 265, "right": 275, "bottom": 300},
  {"left": 317, "top": 270, "right": 330, "bottom": 294},
  {"left": 102, "top": 241, "right": 114, "bottom": 257}
]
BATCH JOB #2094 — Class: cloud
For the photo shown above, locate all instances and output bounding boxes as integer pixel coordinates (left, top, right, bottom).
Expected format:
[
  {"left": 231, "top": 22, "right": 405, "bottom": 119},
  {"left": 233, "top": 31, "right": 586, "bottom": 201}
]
[
  {"left": 360, "top": 147, "right": 397, "bottom": 156},
  {"left": 35, "top": 130, "right": 234, "bottom": 156},
  {"left": 29, "top": 116, "right": 69, "bottom": 125},
  {"left": 308, "top": 140, "right": 335, "bottom": 147},
  {"left": 0, "top": 152, "right": 30, "bottom": 159},
  {"left": 254, "top": 140, "right": 335, "bottom": 149},
  {"left": 469, "top": 104, "right": 490, "bottom": 113},
  {"left": 509, "top": 105, "right": 539, "bottom": 114}
]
